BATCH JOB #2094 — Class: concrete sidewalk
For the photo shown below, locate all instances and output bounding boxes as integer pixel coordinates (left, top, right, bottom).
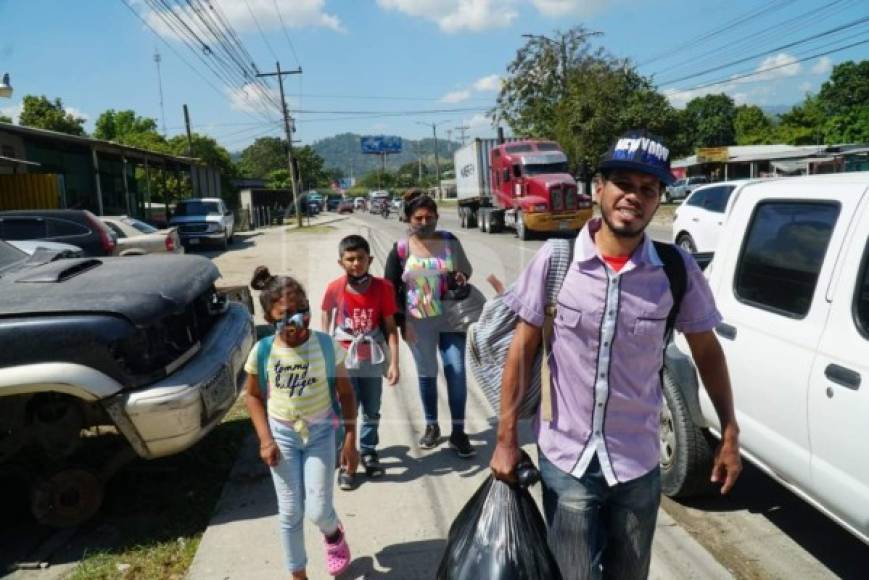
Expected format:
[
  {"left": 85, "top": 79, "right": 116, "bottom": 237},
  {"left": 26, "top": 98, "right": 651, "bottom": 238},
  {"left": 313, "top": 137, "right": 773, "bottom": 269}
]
[{"left": 188, "top": 218, "right": 733, "bottom": 579}]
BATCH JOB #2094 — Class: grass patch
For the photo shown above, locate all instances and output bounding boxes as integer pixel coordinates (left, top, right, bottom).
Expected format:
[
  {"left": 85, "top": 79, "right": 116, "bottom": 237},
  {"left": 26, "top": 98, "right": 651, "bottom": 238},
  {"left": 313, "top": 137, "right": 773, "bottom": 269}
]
[{"left": 69, "top": 397, "right": 251, "bottom": 580}]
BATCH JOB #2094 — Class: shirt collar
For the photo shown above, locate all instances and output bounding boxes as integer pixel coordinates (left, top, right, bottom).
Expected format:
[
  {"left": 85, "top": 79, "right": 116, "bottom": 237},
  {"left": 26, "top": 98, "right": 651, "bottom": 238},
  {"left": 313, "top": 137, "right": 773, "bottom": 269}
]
[{"left": 573, "top": 218, "right": 664, "bottom": 268}]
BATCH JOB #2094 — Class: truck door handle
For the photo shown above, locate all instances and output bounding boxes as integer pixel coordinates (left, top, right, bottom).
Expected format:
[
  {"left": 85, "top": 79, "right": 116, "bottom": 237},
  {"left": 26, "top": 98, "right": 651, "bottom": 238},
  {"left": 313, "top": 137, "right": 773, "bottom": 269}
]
[
  {"left": 715, "top": 322, "right": 737, "bottom": 340},
  {"left": 825, "top": 364, "right": 861, "bottom": 390}
]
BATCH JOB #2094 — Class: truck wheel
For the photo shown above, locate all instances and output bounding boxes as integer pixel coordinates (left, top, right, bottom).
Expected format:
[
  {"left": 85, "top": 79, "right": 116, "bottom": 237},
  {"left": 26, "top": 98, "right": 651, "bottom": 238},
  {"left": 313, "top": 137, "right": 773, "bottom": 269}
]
[
  {"left": 516, "top": 212, "right": 530, "bottom": 240},
  {"left": 459, "top": 208, "right": 467, "bottom": 228},
  {"left": 676, "top": 234, "right": 697, "bottom": 253},
  {"left": 479, "top": 210, "right": 488, "bottom": 233},
  {"left": 31, "top": 468, "right": 104, "bottom": 528},
  {"left": 660, "top": 368, "right": 716, "bottom": 498},
  {"left": 467, "top": 211, "right": 477, "bottom": 229},
  {"left": 220, "top": 234, "right": 229, "bottom": 251}
]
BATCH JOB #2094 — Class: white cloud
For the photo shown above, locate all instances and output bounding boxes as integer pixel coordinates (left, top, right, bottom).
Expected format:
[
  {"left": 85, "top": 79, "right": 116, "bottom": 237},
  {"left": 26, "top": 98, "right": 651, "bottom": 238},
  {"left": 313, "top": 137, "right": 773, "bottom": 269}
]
[
  {"left": 64, "top": 107, "right": 89, "bottom": 122},
  {"left": 462, "top": 113, "right": 497, "bottom": 138},
  {"left": 377, "top": 0, "right": 517, "bottom": 33},
  {"left": 0, "top": 102, "right": 23, "bottom": 123},
  {"left": 529, "top": 0, "right": 611, "bottom": 17},
  {"left": 442, "top": 89, "right": 473, "bottom": 104},
  {"left": 473, "top": 74, "right": 502, "bottom": 92},
  {"left": 811, "top": 56, "right": 833, "bottom": 76},
  {"left": 143, "top": 0, "right": 344, "bottom": 41},
  {"left": 754, "top": 52, "right": 801, "bottom": 81},
  {"left": 441, "top": 74, "right": 501, "bottom": 102},
  {"left": 227, "top": 83, "right": 282, "bottom": 115}
]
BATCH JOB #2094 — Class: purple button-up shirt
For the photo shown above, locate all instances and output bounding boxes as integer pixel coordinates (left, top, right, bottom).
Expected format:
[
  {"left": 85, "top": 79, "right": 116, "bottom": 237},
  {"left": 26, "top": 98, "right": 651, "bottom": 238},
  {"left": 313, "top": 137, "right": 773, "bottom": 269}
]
[{"left": 503, "top": 218, "right": 721, "bottom": 485}]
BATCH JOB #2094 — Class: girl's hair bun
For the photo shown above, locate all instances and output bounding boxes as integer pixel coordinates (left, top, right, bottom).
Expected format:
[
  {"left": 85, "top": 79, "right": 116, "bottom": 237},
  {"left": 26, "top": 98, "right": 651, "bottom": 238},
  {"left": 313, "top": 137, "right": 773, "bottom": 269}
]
[{"left": 250, "top": 265, "right": 273, "bottom": 290}]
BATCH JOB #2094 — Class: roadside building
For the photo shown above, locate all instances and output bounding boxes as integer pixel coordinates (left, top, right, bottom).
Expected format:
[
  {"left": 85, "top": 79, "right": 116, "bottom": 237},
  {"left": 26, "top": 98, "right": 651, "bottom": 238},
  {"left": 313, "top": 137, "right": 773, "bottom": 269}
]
[
  {"left": 672, "top": 144, "right": 869, "bottom": 181},
  {"left": 0, "top": 122, "right": 221, "bottom": 219}
]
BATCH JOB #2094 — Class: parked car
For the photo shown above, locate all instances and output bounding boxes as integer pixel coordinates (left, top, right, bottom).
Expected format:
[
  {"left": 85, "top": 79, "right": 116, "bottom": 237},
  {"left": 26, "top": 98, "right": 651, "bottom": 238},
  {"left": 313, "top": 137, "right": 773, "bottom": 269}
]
[
  {"left": 326, "top": 194, "right": 343, "bottom": 212},
  {"left": 353, "top": 197, "right": 367, "bottom": 211},
  {"left": 169, "top": 198, "right": 234, "bottom": 250},
  {"left": 5, "top": 239, "right": 83, "bottom": 257},
  {"left": 0, "top": 240, "right": 255, "bottom": 526},
  {"left": 101, "top": 215, "right": 183, "bottom": 256},
  {"left": 666, "top": 176, "right": 709, "bottom": 203},
  {"left": 0, "top": 209, "right": 118, "bottom": 256},
  {"left": 662, "top": 172, "right": 869, "bottom": 545},
  {"left": 336, "top": 200, "right": 354, "bottom": 214},
  {"left": 671, "top": 181, "right": 748, "bottom": 253},
  {"left": 391, "top": 197, "right": 403, "bottom": 211}
]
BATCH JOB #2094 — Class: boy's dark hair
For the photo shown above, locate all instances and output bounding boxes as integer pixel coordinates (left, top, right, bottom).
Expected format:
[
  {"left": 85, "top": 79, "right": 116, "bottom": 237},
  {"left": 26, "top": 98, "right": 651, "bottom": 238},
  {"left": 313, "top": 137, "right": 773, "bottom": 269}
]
[
  {"left": 403, "top": 190, "right": 438, "bottom": 218},
  {"left": 338, "top": 235, "right": 370, "bottom": 256},
  {"left": 250, "top": 266, "right": 307, "bottom": 322}
]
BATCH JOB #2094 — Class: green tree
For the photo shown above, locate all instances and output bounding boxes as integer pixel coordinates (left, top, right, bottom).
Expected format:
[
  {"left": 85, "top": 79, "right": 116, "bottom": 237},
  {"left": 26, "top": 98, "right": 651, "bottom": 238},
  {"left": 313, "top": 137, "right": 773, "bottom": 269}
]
[
  {"left": 775, "top": 95, "right": 826, "bottom": 145},
  {"left": 258, "top": 145, "right": 328, "bottom": 191},
  {"left": 734, "top": 105, "right": 774, "bottom": 145},
  {"left": 822, "top": 106, "right": 869, "bottom": 144},
  {"left": 237, "top": 136, "right": 286, "bottom": 178},
  {"left": 19, "top": 95, "right": 86, "bottom": 135},
  {"left": 94, "top": 109, "right": 160, "bottom": 141},
  {"left": 682, "top": 94, "right": 736, "bottom": 148},
  {"left": 0, "top": 115, "right": 11, "bottom": 124},
  {"left": 495, "top": 27, "right": 687, "bottom": 172},
  {"left": 816, "top": 60, "right": 869, "bottom": 118}
]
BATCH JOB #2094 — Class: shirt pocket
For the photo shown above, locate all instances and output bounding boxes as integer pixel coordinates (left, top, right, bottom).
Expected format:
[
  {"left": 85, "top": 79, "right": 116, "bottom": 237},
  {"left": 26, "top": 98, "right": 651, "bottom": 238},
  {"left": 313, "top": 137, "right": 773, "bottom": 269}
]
[
  {"left": 632, "top": 312, "right": 668, "bottom": 336},
  {"left": 554, "top": 303, "right": 582, "bottom": 328}
]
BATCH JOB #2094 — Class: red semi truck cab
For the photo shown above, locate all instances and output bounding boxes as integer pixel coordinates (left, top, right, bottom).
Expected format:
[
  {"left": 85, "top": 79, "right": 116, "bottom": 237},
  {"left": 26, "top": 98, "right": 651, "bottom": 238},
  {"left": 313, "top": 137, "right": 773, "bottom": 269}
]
[{"left": 455, "top": 138, "right": 592, "bottom": 240}]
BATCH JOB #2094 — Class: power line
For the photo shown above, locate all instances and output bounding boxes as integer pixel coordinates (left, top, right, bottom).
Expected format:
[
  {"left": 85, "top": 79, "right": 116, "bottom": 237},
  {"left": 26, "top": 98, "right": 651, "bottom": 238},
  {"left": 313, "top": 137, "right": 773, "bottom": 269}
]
[
  {"left": 639, "top": 0, "right": 798, "bottom": 67},
  {"left": 657, "top": 16, "right": 869, "bottom": 86},
  {"left": 271, "top": 0, "right": 301, "bottom": 67},
  {"left": 678, "top": 37, "right": 869, "bottom": 92},
  {"left": 288, "top": 107, "right": 490, "bottom": 115},
  {"left": 243, "top": 0, "right": 279, "bottom": 61}
]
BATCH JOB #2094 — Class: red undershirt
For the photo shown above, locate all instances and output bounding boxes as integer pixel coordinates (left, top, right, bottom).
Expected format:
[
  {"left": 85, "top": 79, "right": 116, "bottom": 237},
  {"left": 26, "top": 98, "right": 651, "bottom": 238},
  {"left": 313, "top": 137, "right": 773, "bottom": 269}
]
[{"left": 603, "top": 255, "right": 630, "bottom": 272}]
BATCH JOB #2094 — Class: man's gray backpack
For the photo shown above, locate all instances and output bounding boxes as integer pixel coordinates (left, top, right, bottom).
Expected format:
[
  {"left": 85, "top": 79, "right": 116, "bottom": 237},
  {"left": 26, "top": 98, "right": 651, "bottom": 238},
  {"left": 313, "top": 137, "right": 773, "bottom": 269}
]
[{"left": 465, "top": 238, "right": 686, "bottom": 422}]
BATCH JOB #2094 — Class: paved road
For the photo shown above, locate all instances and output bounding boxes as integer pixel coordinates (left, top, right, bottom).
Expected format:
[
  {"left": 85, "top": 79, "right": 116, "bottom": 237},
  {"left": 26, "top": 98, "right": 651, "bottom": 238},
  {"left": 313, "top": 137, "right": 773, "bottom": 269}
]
[
  {"left": 357, "top": 209, "right": 869, "bottom": 579},
  {"left": 188, "top": 215, "right": 730, "bottom": 579}
]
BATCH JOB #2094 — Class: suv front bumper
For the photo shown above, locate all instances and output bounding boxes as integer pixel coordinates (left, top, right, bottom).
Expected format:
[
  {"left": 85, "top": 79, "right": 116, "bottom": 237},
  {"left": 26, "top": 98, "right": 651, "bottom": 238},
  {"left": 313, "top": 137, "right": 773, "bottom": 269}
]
[{"left": 104, "top": 302, "right": 254, "bottom": 459}]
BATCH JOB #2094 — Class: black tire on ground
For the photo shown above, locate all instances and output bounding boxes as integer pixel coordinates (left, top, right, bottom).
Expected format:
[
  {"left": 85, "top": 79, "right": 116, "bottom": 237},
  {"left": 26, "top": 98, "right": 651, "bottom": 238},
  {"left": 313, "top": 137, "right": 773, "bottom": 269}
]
[
  {"left": 220, "top": 234, "right": 229, "bottom": 251},
  {"left": 459, "top": 208, "right": 467, "bottom": 228},
  {"left": 676, "top": 234, "right": 697, "bottom": 253},
  {"left": 479, "top": 210, "right": 488, "bottom": 233},
  {"left": 31, "top": 468, "right": 104, "bottom": 528},
  {"left": 660, "top": 368, "right": 716, "bottom": 498},
  {"left": 467, "top": 211, "right": 477, "bottom": 229},
  {"left": 516, "top": 212, "right": 530, "bottom": 240}
]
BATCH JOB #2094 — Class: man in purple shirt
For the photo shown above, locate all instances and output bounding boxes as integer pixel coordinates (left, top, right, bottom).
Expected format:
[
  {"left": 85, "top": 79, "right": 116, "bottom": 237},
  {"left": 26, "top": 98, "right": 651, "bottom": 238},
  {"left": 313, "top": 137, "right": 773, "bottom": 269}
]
[{"left": 490, "top": 130, "right": 742, "bottom": 579}]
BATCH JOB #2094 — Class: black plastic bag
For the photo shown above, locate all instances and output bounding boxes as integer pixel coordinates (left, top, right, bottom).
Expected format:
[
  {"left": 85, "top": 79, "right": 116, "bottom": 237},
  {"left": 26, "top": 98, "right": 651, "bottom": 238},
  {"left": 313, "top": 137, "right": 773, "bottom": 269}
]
[{"left": 436, "top": 453, "right": 562, "bottom": 580}]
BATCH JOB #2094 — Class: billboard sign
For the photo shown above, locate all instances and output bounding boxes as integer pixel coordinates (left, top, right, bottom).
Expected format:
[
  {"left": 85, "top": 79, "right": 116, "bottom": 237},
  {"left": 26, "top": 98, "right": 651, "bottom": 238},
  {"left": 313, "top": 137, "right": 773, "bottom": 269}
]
[
  {"left": 696, "top": 147, "right": 729, "bottom": 163},
  {"left": 361, "top": 135, "right": 402, "bottom": 154}
]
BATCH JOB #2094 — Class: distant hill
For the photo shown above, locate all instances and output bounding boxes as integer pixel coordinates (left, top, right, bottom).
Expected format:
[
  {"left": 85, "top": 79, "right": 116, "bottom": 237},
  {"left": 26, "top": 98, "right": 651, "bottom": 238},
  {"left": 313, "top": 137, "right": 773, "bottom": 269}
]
[{"left": 310, "top": 133, "right": 461, "bottom": 175}]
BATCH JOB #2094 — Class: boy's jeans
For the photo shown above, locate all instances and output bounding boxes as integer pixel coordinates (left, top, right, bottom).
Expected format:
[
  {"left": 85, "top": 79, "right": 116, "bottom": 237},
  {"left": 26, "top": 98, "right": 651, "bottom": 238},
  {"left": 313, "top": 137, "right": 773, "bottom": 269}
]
[
  {"left": 348, "top": 360, "right": 384, "bottom": 455},
  {"left": 406, "top": 315, "right": 467, "bottom": 432},
  {"left": 539, "top": 452, "right": 660, "bottom": 580},
  {"left": 269, "top": 418, "right": 339, "bottom": 573}
]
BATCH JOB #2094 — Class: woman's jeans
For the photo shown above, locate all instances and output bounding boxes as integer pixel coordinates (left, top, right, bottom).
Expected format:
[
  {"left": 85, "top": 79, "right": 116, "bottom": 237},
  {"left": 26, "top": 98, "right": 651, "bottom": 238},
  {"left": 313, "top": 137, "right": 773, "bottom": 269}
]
[
  {"left": 539, "top": 452, "right": 661, "bottom": 580},
  {"left": 268, "top": 418, "right": 340, "bottom": 573},
  {"left": 407, "top": 315, "right": 467, "bottom": 433},
  {"left": 347, "top": 361, "right": 384, "bottom": 455}
]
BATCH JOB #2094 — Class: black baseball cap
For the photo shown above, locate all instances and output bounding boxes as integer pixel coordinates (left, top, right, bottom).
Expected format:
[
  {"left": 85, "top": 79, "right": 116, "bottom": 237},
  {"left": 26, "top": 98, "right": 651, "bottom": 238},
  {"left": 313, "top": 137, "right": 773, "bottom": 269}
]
[{"left": 599, "top": 130, "right": 675, "bottom": 185}]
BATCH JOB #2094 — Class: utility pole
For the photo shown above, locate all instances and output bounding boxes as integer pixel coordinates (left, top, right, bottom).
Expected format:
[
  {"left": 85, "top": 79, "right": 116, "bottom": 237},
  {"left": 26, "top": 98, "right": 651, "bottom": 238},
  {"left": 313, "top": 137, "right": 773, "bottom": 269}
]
[
  {"left": 183, "top": 104, "right": 199, "bottom": 196},
  {"left": 454, "top": 124, "right": 470, "bottom": 146},
  {"left": 154, "top": 50, "right": 167, "bottom": 135},
  {"left": 257, "top": 61, "right": 303, "bottom": 227},
  {"left": 416, "top": 120, "right": 451, "bottom": 200}
]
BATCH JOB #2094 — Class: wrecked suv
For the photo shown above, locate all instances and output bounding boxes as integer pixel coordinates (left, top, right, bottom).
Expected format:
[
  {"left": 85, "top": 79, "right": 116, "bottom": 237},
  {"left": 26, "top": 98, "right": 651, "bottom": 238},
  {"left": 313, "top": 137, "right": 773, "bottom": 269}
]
[{"left": 0, "top": 241, "right": 254, "bottom": 526}]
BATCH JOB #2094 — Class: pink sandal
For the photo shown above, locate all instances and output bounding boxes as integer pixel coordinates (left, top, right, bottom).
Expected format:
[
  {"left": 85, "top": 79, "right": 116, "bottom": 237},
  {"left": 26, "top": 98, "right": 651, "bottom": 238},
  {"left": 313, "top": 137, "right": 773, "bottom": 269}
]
[{"left": 324, "top": 524, "right": 351, "bottom": 576}]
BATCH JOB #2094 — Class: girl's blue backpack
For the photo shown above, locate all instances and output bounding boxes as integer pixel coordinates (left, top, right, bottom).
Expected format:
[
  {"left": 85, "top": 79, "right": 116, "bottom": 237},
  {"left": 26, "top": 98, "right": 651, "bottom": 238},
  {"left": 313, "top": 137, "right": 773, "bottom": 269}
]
[{"left": 255, "top": 330, "right": 345, "bottom": 460}]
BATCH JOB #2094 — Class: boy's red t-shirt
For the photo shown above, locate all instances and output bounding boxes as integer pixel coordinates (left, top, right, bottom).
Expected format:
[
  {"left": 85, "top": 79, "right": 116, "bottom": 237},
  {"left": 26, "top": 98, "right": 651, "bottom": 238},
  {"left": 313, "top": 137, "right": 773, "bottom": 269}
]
[{"left": 321, "top": 276, "right": 398, "bottom": 360}]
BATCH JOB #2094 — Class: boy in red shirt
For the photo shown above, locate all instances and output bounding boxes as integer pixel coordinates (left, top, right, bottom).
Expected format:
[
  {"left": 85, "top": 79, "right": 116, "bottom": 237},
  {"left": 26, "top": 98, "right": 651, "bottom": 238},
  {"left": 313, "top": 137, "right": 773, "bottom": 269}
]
[{"left": 322, "top": 235, "right": 399, "bottom": 490}]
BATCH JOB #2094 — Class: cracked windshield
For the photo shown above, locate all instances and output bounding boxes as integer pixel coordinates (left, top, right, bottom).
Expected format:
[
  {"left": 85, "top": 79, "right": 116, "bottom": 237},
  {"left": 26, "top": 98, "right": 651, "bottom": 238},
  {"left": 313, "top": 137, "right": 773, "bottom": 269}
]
[{"left": 1, "top": 1, "right": 868, "bottom": 579}]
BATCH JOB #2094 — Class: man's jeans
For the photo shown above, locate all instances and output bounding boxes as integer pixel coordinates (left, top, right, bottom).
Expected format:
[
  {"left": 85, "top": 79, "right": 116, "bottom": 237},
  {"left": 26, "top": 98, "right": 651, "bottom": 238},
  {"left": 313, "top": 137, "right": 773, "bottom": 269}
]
[
  {"left": 268, "top": 418, "right": 339, "bottom": 573},
  {"left": 348, "top": 361, "right": 383, "bottom": 455},
  {"left": 539, "top": 452, "right": 661, "bottom": 580}
]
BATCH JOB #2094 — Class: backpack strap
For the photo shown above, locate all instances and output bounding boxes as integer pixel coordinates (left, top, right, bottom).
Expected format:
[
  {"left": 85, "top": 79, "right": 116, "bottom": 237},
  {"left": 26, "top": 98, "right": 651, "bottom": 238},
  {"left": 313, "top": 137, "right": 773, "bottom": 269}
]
[
  {"left": 256, "top": 335, "right": 276, "bottom": 401},
  {"left": 540, "top": 239, "right": 575, "bottom": 422},
  {"left": 397, "top": 239, "right": 409, "bottom": 267},
  {"left": 652, "top": 241, "right": 687, "bottom": 342}
]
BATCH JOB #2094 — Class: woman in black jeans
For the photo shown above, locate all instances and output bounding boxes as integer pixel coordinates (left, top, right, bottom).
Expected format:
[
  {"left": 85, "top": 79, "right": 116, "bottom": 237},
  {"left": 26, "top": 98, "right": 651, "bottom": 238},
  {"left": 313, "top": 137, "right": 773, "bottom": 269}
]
[{"left": 384, "top": 191, "right": 475, "bottom": 458}]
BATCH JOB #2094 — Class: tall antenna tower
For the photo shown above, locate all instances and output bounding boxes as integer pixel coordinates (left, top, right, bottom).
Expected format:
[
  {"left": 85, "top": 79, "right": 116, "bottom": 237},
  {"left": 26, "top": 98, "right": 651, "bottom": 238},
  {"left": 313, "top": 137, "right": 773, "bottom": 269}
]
[{"left": 154, "top": 49, "right": 167, "bottom": 135}]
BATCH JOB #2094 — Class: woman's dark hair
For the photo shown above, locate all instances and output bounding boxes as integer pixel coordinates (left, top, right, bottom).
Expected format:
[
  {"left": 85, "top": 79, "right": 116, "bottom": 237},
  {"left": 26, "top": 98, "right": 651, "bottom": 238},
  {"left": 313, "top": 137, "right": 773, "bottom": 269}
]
[
  {"left": 403, "top": 189, "right": 438, "bottom": 218},
  {"left": 250, "top": 266, "right": 307, "bottom": 322}
]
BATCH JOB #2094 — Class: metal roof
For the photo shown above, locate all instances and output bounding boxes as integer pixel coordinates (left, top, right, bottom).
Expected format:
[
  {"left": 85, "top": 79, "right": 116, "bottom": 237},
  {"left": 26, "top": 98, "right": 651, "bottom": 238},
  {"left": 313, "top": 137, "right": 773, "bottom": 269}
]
[
  {"left": 0, "top": 154, "right": 40, "bottom": 167},
  {"left": 0, "top": 122, "right": 202, "bottom": 166}
]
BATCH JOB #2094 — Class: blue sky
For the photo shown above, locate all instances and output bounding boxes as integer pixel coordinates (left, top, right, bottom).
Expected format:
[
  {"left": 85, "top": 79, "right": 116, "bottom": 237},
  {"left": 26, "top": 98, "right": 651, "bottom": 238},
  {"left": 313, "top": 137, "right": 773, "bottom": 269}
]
[{"left": 1, "top": 0, "right": 866, "bottom": 152}]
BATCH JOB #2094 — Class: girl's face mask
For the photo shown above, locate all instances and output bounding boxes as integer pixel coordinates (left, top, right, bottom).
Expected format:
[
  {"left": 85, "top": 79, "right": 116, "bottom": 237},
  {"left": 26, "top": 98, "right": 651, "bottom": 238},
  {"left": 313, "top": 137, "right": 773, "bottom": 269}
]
[
  {"left": 274, "top": 306, "right": 310, "bottom": 335},
  {"left": 408, "top": 222, "right": 437, "bottom": 237}
]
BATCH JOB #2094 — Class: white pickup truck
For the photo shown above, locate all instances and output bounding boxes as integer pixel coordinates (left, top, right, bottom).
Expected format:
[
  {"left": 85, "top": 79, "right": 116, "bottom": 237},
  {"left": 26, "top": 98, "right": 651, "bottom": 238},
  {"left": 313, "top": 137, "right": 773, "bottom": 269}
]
[{"left": 661, "top": 172, "right": 869, "bottom": 545}]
